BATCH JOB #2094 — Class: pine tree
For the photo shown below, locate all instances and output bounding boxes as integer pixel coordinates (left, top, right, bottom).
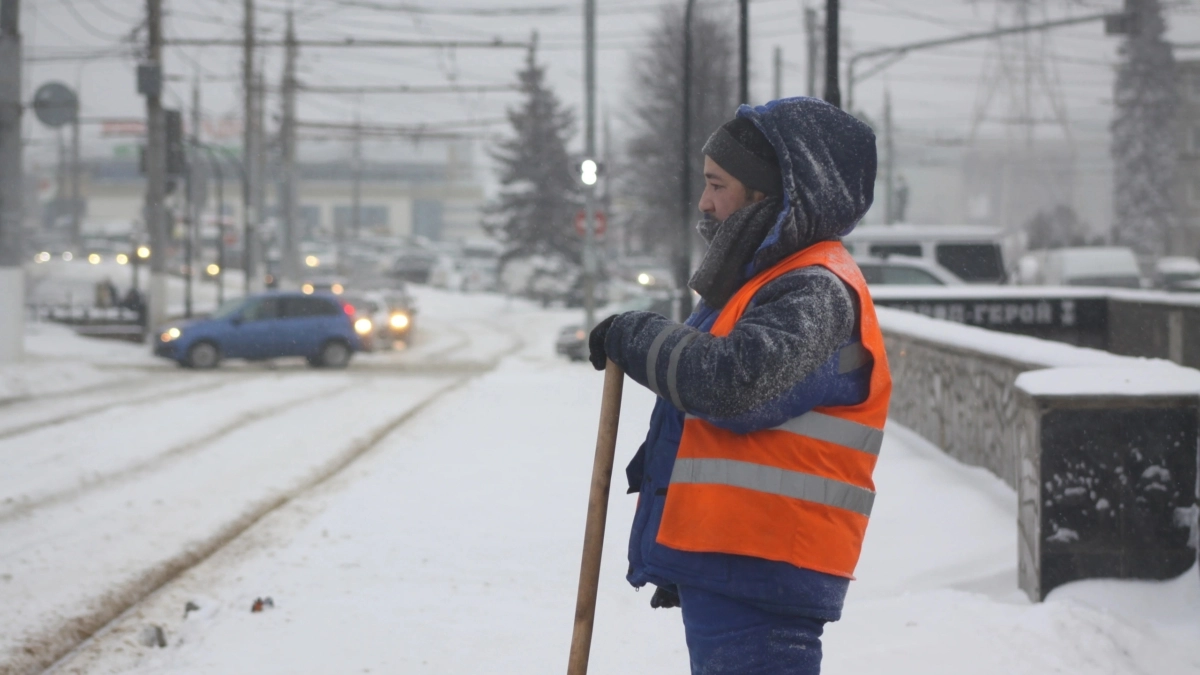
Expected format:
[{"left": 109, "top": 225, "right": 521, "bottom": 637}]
[
  {"left": 485, "top": 35, "right": 582, "bottom": 267},
  {"left": 622, "top": 4, "right": 737, "bottom": 254},
  {"left": 1111, "top": 0, "right": 1179, "bottom": 257}
]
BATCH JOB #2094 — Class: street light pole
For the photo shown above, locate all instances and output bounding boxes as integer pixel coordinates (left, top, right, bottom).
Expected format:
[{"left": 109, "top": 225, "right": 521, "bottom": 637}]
[
  {"left": 583, "top": 0, "right": 597, "bottom": 331},
  {"left": 738, "top": 0, "right": 749, "bottom": 104},
  {"left": 844, "top": 10, "right": 1122, "bottom": 113},
  {"left": 678, "top": 0, "right": 697, "bottom": 321},
  {"left": 824, "top": 0, "right": 840, "bottom": 108}
]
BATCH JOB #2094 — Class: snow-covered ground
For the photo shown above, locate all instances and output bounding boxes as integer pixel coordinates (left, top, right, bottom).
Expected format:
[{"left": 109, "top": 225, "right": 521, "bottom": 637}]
[{"left": 1, "top": 286, "right": 1196, "bottom": 674}]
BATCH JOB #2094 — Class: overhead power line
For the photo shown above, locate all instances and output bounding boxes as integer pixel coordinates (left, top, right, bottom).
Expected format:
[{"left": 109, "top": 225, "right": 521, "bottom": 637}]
[
  {"left": 329, "top": 0, "right": 573, "bottom": 16},
  {"left": 165, "top": 36, "right": 530, "bottom": 48},
  {"left": 297, "top": 117, "right": 506, "bottom": 134},
  {"left": 298, "top": 83, "right": 518, "bottom": 94}
]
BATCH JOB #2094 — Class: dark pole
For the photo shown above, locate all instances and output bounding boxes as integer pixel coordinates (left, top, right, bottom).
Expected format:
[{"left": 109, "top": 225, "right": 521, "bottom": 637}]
[
  {"left": 0, "top": 0, "right": 23, "bottom": 362},
  {"left": 678, "top": 0, "right": 697, "bottom": 321},
  {"left": 200, "top": 143, "right": 226, "bottom": 305},
  {"left": 824, "top": 0, "right": 840, "bottom": 108},
  {"left": 738, "top": 0, "right": 749, "bottom": 104},
  {"left": 144, "top": 0, "right": 168, "bottom": 329},
  {"left": 212, "top": 151, "right": 225, "bottom": 305}
]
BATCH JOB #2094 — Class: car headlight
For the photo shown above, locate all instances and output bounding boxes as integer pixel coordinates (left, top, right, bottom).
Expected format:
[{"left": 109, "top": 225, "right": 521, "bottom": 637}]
[
  {"left": 354, "top": 318, "right": 373, "bottom": 335},
  {"left": 389, "top": 313, "right": 410, "bottom": 330},
  {"left": 161, "top": 327, "right": 182, "bottom": 342}
]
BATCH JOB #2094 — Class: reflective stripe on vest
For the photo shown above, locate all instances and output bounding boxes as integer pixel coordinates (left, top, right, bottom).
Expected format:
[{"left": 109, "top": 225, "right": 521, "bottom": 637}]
[
  {"left": 671, "top": 458, "right": 876, "bottom": 516},
  {"left": 655, "top": 240, "right": 892, "bottom": 579}
]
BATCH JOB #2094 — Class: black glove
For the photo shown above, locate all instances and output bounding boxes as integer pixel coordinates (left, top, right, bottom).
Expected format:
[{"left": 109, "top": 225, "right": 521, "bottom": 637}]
[
  {"left": 588, "top": 315, "right": 617, "bottom": 371},
  {"left": 649, "top": 585, "right": 680, "bottom": 609}
]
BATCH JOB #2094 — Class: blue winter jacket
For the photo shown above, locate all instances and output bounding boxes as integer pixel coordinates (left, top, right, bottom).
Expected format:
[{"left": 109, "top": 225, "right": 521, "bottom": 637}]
[{"left": 604, "top": 97, "right": 878, "bottom": 620}]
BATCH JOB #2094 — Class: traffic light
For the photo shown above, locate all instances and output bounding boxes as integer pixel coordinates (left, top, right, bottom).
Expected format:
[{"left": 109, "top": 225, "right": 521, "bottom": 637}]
[{"left": 579, "top": 159, "right": 598, "bottom": 185}]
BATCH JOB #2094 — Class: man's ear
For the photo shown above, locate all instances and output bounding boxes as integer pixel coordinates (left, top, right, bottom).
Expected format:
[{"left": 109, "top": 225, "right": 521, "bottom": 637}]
[{"left": 749, "top": 190, "right": 767, "bottom": 203}]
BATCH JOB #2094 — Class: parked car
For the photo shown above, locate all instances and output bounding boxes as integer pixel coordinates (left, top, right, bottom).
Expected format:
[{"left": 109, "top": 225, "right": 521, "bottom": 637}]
[
  {"left": 154, "top": 292, "right": 362, "bottom": 369},
  {"left": 388, "top": 249, "right": 438, "bottom": 284},
  {"left": 1154, "top": 256, "right": 1200, "bottom": 290},
  {"left": 1016, "top": 247, "right": 1144, "bottom": 288},
  {"left": 855, "top": 256, "right": 965, "bottom": 286},
  {"left": 556, "top": 292, "right": 674, "bottom": 362},
  {"left": 842, "top": 224, "right": 1010, "bottom": 284}
]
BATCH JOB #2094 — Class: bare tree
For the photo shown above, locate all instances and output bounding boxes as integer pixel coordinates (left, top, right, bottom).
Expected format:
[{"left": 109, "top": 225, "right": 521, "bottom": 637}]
[{"left": 621, "top": 3, "right": 738, "bottom": 256}]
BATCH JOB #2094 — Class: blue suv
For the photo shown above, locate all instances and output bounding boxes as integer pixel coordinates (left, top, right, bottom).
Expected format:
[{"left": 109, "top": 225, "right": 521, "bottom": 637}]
[{"left": 154, "top": 292, "right": 363, "bottom": 369}]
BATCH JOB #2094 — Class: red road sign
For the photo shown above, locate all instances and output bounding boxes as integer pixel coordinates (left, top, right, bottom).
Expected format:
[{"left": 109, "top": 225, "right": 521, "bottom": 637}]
[{"left": 574, "top": 210, "right": 607, "bottom": 236}]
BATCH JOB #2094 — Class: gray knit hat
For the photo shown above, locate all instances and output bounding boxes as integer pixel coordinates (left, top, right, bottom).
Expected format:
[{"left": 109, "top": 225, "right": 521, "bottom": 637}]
[{"left": 701, "top": 117, "right": 782, "bottom": 196}]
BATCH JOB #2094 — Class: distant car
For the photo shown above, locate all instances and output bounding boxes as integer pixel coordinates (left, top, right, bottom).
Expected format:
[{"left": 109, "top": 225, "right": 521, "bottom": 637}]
[
  {"left": 389, "top": 249, "right": 438, "bottom": 284},
  {"left": 154, "top": 292, "right": 362, "bottom": 369},
  {"left": 1155, "top": 256, "right": 1200, "bottom": 290},
  {"left": 378, "top": 289, "right": 417, "bottom": 343},
  {"left": 855, "top": 256, "right": 965, "bottom": 286},
  {"left": 1016, "top": 247, "right": 1144, "bottom": 288},
  {"left": 556, "top": 292, "right": 674, "bottom": 362},
  {"left": 339, "top": 290, "right": 417, "bottom": 350},
  {"left": 300, "top": 275, "right": 349, "bottom": 296}
]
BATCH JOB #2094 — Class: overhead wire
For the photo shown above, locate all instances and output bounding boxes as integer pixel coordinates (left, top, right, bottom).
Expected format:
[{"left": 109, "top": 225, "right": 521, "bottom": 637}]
[{"left": 52, "top": 0, "right": 139, "bottom": 42}]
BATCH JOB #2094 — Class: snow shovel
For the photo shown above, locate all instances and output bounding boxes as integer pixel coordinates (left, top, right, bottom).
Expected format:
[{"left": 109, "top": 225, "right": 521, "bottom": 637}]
[{"left": 566, "top": 359, "right": 625, "bottom": 675}]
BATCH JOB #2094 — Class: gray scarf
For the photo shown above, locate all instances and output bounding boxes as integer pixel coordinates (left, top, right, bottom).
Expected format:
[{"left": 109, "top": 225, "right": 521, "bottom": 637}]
[{"left": 688, "top": 196, "right": 784, "bottom": 309}]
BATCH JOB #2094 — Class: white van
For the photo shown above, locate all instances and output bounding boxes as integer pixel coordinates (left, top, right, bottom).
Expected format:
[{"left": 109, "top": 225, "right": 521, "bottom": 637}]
[
  {"left": 841, "top": 224, "right": 1009, "bottom": 284},
  {"left": 1016, "top": 247, "right": 1144, "bottom": 288}
]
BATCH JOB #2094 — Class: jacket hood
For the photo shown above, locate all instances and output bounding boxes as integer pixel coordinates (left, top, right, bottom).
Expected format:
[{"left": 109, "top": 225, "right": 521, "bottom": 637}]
[{"left": 735, "top": 97, "right": 876, "bottom": 274}]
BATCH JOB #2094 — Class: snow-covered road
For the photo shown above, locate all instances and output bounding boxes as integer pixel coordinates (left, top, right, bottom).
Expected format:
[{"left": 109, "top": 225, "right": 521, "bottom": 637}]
[
  {"left": 0, "top": 288, "right": 529, "bottom": 674},
  {"left": 2, "top": 287, "right": 1197, "bottom": 675}
]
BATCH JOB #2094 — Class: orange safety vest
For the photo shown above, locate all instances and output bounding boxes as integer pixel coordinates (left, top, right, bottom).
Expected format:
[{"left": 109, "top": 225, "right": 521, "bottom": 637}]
[{"left": 656, "top": 240, "right": 892, "bottom": 579}]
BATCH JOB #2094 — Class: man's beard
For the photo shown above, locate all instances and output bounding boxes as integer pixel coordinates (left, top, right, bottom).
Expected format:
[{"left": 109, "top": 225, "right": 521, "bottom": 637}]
[{"left": 696, "top": 213, "right": 721, "bottom": 244}]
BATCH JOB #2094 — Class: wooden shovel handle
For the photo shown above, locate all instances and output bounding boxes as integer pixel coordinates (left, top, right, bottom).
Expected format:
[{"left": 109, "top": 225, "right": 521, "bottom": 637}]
[{"left": 566, "top": 359, "right": 625, "bottom": 675}]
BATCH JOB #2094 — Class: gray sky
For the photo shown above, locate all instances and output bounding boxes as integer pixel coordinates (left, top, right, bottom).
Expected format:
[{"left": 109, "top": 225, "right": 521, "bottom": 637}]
[{"left": 19, "top": 0, "right": 1200, "bottom": 172}]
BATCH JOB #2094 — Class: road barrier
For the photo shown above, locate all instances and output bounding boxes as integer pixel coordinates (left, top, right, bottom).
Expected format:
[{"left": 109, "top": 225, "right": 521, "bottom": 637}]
[{"left": 879, "top": 307, "right": 1199, "bottom": 601}]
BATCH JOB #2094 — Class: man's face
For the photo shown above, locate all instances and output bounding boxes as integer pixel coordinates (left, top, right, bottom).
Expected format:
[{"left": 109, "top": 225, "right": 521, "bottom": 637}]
[{"left": 698, "top": 156, "right": 756, "bottom": 222}]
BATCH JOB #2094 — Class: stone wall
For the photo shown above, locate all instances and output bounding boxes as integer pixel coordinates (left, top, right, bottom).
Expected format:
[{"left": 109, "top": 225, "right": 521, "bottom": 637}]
[
  {"left": 878, "top": 308, "right": 1200, "bottom": 600},
  {"left": 883, "top": 331, "right": 1035, "bottom": 489}
]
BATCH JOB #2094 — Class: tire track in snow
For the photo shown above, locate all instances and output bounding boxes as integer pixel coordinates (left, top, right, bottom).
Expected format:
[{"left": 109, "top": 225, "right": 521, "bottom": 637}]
[
  {"left": 10, "top": 330, "right": 529, "bottom": 675},
  {"left": 0, "top": 374, "right": 243, "bottom": 442},
  {"left": 2, "top": 375, "right": 473, "bottom": 675},
  {"left": 0, "top": 379, "right": 358, "bottom": 525}
]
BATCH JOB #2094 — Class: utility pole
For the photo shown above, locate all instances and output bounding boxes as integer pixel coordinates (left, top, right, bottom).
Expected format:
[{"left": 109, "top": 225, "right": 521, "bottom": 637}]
[
  {"left": 883, "top": 88, "right": 894, "bottom": 224},
  {"left": 0, "top": 0, "right": 23, "bottom": 363},
  {"left": 804, "top": 5, "right": 819, "bottom": 97},
  {"left": 70, "top": 105, "right": 81, "bottom": 246},
  {"left": 280, "top": 10, "right": 298, "bottom": 285},
  {"left": 824, "top": 0, "right": 840, "bottom": 108},
  {"left": 738, "top": 0, "right": 749, "bottom": 104},
  {"left": 242, "top": 0, "right": 256, "bottom": 294},
  {"left": 144, "top": 0, "right": 168, "bottom": 330},
  {"left": 678, "top": 0, "right": 697, "bottom": 321},
  {"left": 773, "top": 46, "right": 783, "bottom": 100},
  {"left": 185, "top": 75, "right": 201, "bottom": 317},
  {"left": 582, "top": 0, "right": 597, "bottom": 331},
  {"left": 203, "top": 145, "right": 226, "bottom": 305},
  {"left": 351, "top": 116, "right": 362, "bottom": 246},
  {"left": 253, "top": 67, "right": 266, "bottom": 262}
]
